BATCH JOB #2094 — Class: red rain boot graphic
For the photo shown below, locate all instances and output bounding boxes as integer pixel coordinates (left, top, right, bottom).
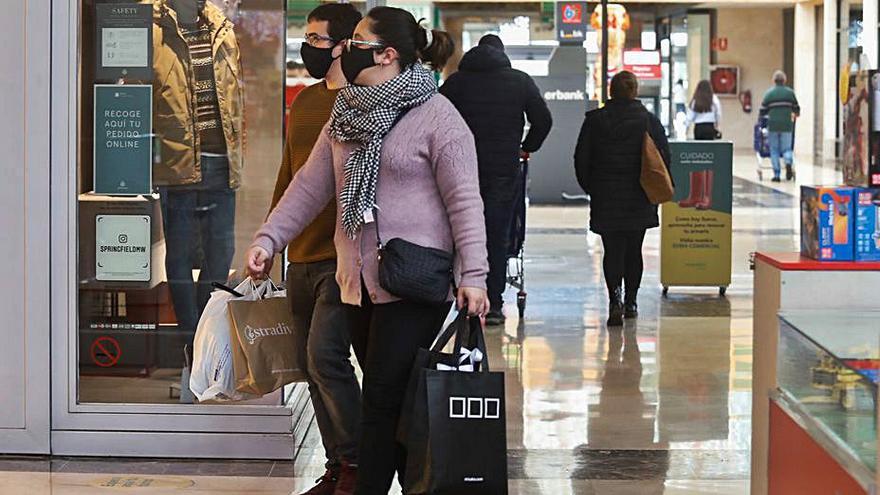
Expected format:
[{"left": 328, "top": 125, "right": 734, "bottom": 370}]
[
  {"left": 696, "top": 169, "right": 714, "bottom": 210},
  {"left": 678, "top": 170, "right": 705, "bottom": 208}
]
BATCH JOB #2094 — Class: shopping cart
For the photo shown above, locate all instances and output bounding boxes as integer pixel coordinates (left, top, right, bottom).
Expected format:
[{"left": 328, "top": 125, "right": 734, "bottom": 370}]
[
  {"left": 506, "top": 158, "right": 529, "bottom": 319},
  {"left": 754, "top": 115, "right": 796, "bottom": 181}
]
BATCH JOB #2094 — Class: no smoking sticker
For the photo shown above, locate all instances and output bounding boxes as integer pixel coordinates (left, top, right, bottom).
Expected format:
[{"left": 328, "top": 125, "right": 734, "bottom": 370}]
[{"left": 91, "top": 336, "right": 121, "bottom": 367}]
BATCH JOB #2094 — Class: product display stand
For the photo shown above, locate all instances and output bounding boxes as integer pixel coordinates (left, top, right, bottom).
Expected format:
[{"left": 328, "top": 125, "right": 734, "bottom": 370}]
[
  {"left": 750, "top": 252, "right": 880, "bottom": 495},
  {"left": 770, "top": 311, "right": 878, "bottom": 494}
]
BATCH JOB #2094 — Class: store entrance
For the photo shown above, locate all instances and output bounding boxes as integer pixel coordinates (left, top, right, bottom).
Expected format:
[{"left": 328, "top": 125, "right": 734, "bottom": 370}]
[{"left": 50, "top": 0, "right": 309, "bottom": 459}]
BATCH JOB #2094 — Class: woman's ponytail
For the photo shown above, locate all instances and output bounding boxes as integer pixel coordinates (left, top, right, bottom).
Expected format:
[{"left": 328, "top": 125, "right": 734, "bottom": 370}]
[{"left": 418, "top": 28, "right": 454, "bottom": 71}]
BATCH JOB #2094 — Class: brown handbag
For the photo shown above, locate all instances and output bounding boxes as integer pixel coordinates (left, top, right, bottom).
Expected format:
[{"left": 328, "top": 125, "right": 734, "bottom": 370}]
[
  {"left": 227, "top": 281, "right": 303, "bottom": 395},
  {"left": 640, "top": 118, "right": 674, "bottom": 205}
]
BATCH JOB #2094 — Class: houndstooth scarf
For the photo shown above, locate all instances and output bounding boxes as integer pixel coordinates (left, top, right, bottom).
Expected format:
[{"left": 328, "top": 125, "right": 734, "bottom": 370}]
[{"left": 329, "top": 64, "right": 438, "bottom": 238}]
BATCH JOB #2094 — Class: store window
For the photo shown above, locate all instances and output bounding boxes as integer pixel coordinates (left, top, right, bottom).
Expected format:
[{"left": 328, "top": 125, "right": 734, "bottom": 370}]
[
  {"left": 78, "top": 0, "right": 285, "bottom": 405},
  {"left": 843, "top": 1, "right": 865, "bottom": 70},
  {"left": 838, "top": 0, "right": 865, "bottom": 157}
]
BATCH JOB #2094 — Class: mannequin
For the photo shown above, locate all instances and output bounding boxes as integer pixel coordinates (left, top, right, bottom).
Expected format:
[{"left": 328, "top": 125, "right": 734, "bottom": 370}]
[{"left": 152, "top": 0, "right": 245, "bottom": 400}]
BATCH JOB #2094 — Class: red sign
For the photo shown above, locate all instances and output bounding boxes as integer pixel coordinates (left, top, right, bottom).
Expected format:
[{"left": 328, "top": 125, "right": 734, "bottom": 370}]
[
  {"left": 711, "top": 37, "right": 729, "bottom": 52},
  {"left": 561, "top": 3, "right": 584, "bottom": 24},
  {"left": 710, "top": 66, "right": 739, "bottom": 96},
  {"left": 91, "top": 336, "right": 122, "bottom": 368},
  {"left": 623, "top": 50, "right": 662, "bottom": 80}
]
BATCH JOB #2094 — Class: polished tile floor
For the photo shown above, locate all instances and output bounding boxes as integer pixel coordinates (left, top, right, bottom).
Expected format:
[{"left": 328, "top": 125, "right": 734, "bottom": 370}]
[{"left": 0, "top": 154, "right": 837, "bottom": 494}]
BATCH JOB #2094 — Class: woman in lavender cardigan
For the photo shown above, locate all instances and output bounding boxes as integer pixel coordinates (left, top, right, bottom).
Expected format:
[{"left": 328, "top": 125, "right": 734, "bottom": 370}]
[{"left": 246, "top": 7, "right": 489, "bottom": 494}]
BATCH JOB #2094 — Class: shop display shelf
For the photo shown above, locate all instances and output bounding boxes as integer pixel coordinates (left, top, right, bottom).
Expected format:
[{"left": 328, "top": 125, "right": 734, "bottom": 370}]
[{"left": 777, "top": 311, "right": 880, "bottom": 479}]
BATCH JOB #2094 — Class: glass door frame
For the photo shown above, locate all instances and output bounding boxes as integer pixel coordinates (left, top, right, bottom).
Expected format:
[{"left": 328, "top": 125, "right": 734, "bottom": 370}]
[{"left": 49, "top": 0, "right": 308, "bottom": 459}]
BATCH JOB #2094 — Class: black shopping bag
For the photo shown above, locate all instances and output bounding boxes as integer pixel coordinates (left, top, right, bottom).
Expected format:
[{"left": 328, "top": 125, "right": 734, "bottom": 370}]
[
  {"left": 402, "top": 311, "right": 508, "bottom": 495},
  {"left": 397, "top": 314, "right": 462, "bottom": 446}
]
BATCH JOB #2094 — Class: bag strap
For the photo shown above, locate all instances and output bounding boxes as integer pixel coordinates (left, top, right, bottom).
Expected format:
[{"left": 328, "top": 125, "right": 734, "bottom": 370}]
[
  {"left": 430, "top": 310, "right": 491, "bottom": 372},
  {"left": 470, "top": 318, "right": 490, "bottom": 372},
  {"left": 253, "top": 278, "right": 280, "bottom": 299},
  {"left": 373, "top": 107, "right": 413, "bottom": 250},
  {"left": 212, "top": 282, "right": 244, "bottom": 298},
  {"left": 450, "top": 313, "right": 490, "bottom": 373},
  {"left": 430, "top": 309, "right": 466, "bottom": 352}
]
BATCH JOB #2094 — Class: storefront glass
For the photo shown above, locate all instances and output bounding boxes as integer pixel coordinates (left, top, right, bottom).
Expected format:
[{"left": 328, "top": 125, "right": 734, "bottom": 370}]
[
  {"left": 77, "top": 0, "right": 285, "bottom": 406},
  {"left": 839, "top": 0, "right": 865, "bottom": 157}
]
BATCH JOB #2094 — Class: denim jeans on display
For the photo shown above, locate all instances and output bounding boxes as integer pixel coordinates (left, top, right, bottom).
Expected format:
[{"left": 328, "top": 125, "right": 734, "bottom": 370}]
[
  {"left": 768, "top": 131, "right": 794, "bottom": 178},
  {"left": 159, "top": 155, "right": 236, "bottom": 339}
]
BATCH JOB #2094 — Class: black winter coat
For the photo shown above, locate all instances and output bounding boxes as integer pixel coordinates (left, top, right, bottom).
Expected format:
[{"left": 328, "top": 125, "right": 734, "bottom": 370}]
[
  {"left": 440, "top": 46, "right": 553, "bottom": 184},
  {"left": 574, "top": 99, "right": 671, "bottom": 234}
]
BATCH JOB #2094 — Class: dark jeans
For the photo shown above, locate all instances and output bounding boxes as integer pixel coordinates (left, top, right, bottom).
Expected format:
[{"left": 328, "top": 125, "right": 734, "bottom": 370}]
[
  {"left": 694, "top": 122, "right": 717, "bottom": 141},
  {"left": 352, "top": 292, "right": 451, "bottom": 494},
  {"left": 159, "top": 155, "right": 236, "bottom": 339},
  {"left": 481, "top": 172, "right": 521, "bottom": 311},
  {"left": 287, "top": 260, "right": 366, "bottom": 468},
  {"left": 600, "top": 230, "right": 647, "bottom": 300}
]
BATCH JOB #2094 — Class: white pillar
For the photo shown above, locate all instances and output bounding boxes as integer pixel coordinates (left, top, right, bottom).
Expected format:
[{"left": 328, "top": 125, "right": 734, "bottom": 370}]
[
  {"left": 864, "top": 0, "right": 879, "bottom": 69},
  {"left": 794, "top": 3, "right": 816, "bottom": 163},
  {"left": 823, "top": 0, "right": 839, "bottom": 161}
]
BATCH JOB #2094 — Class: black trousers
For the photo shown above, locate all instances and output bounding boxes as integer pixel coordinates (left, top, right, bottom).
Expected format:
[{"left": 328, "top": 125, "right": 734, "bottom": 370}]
[
  {"left": 694, "top": 122, "right": 717, "bottom": 141},
  {"left": 352, "top": 292, "right": 451, "bottom": 494},
  {"left": 600, "top": 230, "right": 647, "bottom": 299},
  {"left": 481, "top": 171, "right": 522, "bottom": 311}
]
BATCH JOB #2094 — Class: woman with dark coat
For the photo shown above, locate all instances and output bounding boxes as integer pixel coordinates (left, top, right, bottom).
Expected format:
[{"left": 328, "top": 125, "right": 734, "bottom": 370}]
[{"left": 574, "top": 71, "right": 671, "bottom": 326}]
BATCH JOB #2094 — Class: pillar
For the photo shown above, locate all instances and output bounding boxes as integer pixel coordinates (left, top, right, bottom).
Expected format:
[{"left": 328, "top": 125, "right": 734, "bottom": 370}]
[
  {"left": 822, "top": 0, "right": 838, "bottom": 161},
  {"left": 441, "top": 15, "right": 465, "bottom": 78},
  {"left": 794, "top": 3, "right": 816, "bottom": 162},
  {"left": 864, "top": 0, "right": 878, "bottom": 69}
]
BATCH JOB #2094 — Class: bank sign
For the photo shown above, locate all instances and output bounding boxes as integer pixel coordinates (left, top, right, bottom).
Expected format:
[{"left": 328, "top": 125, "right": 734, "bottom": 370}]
[
  {"left": 95, "top": 215, "right": 151, "bottom": 282},
  {"left": 556, "top": 2, "right": 588, "bottom": 44},
  {"left": 94, "top": 84, "right": 152, "bottom": 195}
]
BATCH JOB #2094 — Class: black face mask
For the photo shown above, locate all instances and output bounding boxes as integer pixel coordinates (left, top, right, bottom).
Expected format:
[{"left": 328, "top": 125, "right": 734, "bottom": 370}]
[
  {"left": 341, "top": 47, "right": 380, "bottom": 85},
  {"left": 300, "top": 43, "right": 336, "bottom": 79}
]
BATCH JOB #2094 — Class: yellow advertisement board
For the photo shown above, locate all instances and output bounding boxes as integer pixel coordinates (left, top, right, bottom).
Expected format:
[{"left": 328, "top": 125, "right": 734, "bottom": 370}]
[{"left": 661, "top": 141, "right": 733, "bottom": 294}]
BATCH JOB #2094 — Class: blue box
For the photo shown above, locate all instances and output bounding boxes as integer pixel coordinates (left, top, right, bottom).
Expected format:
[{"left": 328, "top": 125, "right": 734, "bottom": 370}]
[
  {"left": 855, "top": 188, "right": 880, "bottom": 261},
  {"left": 800, "top": 186, "right": 856, "bottom": 261}
]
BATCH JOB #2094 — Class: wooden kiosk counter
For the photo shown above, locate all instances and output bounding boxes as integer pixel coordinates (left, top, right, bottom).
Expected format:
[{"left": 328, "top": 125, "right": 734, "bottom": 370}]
[{"left": 751, "top": 252, "right": 880, "bottom": 495}]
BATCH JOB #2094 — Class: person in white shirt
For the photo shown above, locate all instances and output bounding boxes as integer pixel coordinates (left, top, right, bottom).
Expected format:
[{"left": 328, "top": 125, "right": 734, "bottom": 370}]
[
  {"left": 673, "top": 79, "right": 687, "bottom": 116},
  {"left": 686, "top": 79, "right": 722, "bottom": 140}
]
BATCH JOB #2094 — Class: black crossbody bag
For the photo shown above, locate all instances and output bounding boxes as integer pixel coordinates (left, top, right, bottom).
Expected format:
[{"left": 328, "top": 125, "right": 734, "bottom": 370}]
[
  {"left": 374, "top": 208, "right": 454, "bottom": 305},
  {"left": 370, "top": 107, "right": 454, "bottom": 305}
]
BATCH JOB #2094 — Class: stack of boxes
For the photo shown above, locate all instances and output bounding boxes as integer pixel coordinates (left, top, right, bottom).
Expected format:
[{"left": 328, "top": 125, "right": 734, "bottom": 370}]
[
  {"left": 801, "top": 187, "right": 880, "bottom": 262},
  {"left": 801, "top": 68, "right": 880, "bottom": 262}
]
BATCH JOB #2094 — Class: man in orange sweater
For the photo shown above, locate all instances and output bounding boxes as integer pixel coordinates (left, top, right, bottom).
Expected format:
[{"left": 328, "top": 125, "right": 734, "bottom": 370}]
[{"left": 268, "top": 5, "right": 362, "bottom": 494}]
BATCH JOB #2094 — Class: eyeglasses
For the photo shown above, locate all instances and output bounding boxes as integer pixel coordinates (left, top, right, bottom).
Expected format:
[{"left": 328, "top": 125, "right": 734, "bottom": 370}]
[
  {"left": 344, "top": 39, "right": 386, "bottom": 52},
  {"left": 304, "top": 33, "right": 338, "bottom": 47}
]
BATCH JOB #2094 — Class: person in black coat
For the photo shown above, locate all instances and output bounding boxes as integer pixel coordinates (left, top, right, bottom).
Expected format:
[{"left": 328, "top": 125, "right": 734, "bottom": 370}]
[
  {"left": 441, "top": 34, "right": 552, "bottom": 325},
  {"left": 574, "top": 71, "right": 670, "bottom": 326}
]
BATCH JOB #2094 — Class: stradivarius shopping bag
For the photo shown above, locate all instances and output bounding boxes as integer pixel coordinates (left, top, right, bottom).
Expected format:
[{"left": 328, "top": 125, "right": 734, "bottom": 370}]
[
  {"left": 227, "top": 279, "right": 303, "bottom": 396},
  {"left": 189, "top": 279, "right": 260, "bottom": 402},
  {"left": 400, "top": 311, "right": 508, "bottom": 495}
]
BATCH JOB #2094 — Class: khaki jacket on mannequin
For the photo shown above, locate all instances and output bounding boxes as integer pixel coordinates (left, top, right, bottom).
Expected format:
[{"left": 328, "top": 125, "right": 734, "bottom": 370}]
[{"left": 151, "top": 0, "right": 245, "bottom": 189}]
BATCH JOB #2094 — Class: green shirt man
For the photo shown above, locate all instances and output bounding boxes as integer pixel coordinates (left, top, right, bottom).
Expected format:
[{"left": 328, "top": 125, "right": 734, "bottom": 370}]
[
  {"left": 760, "top": 70, "right": 800, "bottom": 181},
  {"left": 760, "top": 71, "right": 800, "bottom": 133}
]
